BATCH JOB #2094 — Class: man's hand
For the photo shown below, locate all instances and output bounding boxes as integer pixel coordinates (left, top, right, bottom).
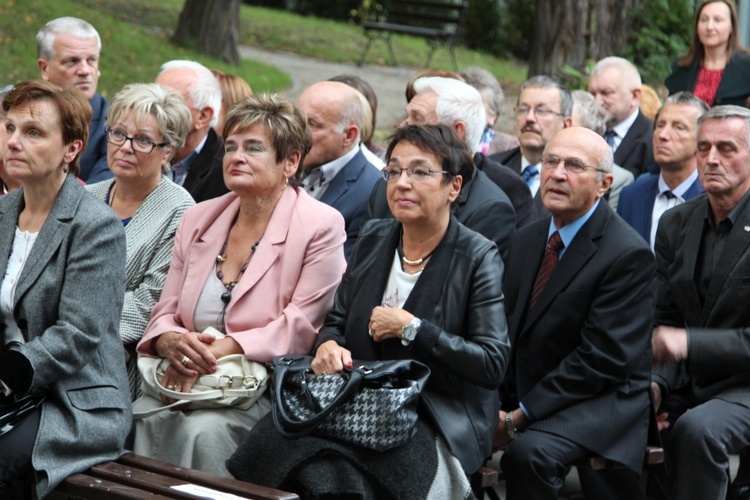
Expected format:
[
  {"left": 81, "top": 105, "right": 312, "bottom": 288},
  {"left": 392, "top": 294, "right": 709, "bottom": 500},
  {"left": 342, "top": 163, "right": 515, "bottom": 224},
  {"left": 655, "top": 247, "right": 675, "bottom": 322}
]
[
  {"left": 652, "top": 326, "right": 688, "bottom": 366},
  {"left": 651, "top": 381, "right": 670, "bottom": 431}
]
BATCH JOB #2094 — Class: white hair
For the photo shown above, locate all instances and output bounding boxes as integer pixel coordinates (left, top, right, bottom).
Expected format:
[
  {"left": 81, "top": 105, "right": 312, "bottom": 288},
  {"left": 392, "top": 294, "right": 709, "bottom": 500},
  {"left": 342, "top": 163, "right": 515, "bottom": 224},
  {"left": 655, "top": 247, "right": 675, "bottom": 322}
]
[
  {"left": 159, "top": 60, "right": 222, "bottom": 128},
  {"left": 36, "top": 17, "right": 101, "bottom": 60},
  {"left": 413, "top": 76, "right": 486, "bottom": 153},
  {"left": 591, "top": 57, "right": 642, "bottom": 90}
]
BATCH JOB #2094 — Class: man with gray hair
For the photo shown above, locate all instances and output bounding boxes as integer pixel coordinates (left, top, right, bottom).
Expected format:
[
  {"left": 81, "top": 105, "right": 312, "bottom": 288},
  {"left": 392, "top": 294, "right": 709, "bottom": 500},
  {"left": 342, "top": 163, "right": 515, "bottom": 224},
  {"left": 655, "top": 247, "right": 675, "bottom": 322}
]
[
  {"left": 570, "top": 90, "right": 635, "bottom": 211},
  {"left": 156, "top": 60, "right": 228, "bottom": 203},
  {"left": 491, "top": 75, "right": 572, "bottom": 218},
  {"left": 651, "top": 105, "right": 750, "bottom": 499},
  {"left": 497, "top": 126, "right": 655, "bottom": 499},
  {"left": 365, "top": 76, "right": 529, "bottom": 260},
  {"left": 589, "top": 56, "right": 654, "bottom": 177},
  {"left": 297, "top": 81, "right": 381, "bottom": 259},
  {"left": 617, "top": 92, "right": 708, "bottom": 249},
  {"left": 37, "top": 17, "right": 110, "bottom": 183}
]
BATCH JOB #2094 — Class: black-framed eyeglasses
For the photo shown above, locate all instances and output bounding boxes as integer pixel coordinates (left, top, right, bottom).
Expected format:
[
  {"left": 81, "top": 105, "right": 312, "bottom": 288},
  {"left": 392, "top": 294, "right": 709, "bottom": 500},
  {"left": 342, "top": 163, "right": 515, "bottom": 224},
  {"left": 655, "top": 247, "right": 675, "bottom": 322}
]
[
  {"left": 541, "top": 155, "right": 607, "bottom": 175},
  {"left": 382, "top": 166, "right": 451, "bottom": 183},
  {"left": 514, "top": 106, "right": 565, "bottom": 119},
  {"left": 105, "top": 128, "right": 168, "bottom": 154}
]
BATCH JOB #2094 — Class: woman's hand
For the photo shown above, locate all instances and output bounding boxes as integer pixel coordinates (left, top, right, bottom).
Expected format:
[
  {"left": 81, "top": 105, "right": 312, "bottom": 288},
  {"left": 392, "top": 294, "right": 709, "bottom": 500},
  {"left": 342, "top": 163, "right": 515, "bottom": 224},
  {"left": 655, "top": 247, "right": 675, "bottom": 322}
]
[
  {"left": 206, "top": 336, "right": 244, "bottom": 359},
  {"left": 158, "top": 363, "right": 199, "bottom": 407},
  {"left": 312, "top": 340, "right": 353, "bottom": 374},
  {"left": 368, "top": 307, "right": 414, "bottom": 342},
  {"left": 154, "top": 331, "right": 218, "bottom": 376}
]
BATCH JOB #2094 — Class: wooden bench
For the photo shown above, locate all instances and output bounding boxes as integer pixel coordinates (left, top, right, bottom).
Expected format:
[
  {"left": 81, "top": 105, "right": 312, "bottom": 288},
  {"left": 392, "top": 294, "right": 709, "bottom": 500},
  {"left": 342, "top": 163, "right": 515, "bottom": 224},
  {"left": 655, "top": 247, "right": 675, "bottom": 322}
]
[
  {"left": 51, "top": 453, "right": 298, "bottom": 499},
  {"left": 357, "top": 0, "right": 469, "bottom": 70}
]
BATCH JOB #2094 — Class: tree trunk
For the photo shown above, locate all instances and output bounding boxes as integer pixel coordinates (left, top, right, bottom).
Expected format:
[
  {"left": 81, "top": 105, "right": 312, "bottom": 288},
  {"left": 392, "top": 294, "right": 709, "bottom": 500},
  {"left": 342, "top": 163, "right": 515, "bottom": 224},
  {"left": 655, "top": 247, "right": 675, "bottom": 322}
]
[
  {"left": 592, "top": 0, "right": 643, "bottom": 60},
  {"left": 172, "top": 0, "right": 241, "bottom": 65},
  {"left": 528, "top": 0, "right": 591, "bottom": 78}
]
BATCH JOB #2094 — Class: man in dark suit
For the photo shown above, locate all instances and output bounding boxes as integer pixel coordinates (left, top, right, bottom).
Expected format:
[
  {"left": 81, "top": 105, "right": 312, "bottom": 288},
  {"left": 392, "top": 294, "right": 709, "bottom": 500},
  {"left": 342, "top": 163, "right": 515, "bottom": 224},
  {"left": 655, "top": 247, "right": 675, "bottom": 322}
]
[
  {"left": 36, "top": 17, "right": 111, "bottom": 183},
  {"left": 298, "top": 81, "right": 381, "bottom": 259},
  {"left": 651, "top": 105, "right": 750, "bottom": 499},
  {"left": 618, "top": 92, "right": 708, "bottom": 249},
  {"left": 156, "top": 60, "right": 228, "bottom": 203},
  {"left": 496, "top": 126, "right": 656, "bottom": 499},
  {"left": 589, "top": 57, "right": 654, "bottom": 177},
  {"left": 364, "top": 76, "right": 522, "bottom": 259},
  {"left": 491, "top": 75, "right": 572, "bottom": 219}
]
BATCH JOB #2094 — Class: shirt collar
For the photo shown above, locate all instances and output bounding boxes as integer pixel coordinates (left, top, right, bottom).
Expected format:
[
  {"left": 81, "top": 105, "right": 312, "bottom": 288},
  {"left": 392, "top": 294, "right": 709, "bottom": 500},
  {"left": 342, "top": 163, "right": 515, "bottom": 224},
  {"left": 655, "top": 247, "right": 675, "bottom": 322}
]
[
  {"left": 610, "top": 108, "right": 640, "bottom": 139},
  {"left": 658, "top": 169, "right": 699, "bottom": 200},
  {"left": 547, "top": 199, "right": 601, "bottom": 258},
  {"left": 316, "top": 146, "right": 359, "bottom": 186}
]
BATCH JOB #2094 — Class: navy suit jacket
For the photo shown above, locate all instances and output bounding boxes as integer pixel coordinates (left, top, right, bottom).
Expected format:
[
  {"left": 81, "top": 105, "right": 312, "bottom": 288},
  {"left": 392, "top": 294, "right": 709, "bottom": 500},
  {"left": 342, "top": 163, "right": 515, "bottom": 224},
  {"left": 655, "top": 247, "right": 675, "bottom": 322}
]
[
  {"left": 319, "top": 149, "right": 381, "bottom": 259},
  {"left": 502, "top": 201, "right": 656, "bottom": 473},
  {"left": 182, "top": 128, "right": 230, "bottom": 203},
  {"left": 80, "top": 93, "right": 112, "bottom": 183},
  {"left": 614, "top": 110, "right": 654, "bottom": 178},
  {"left": 617, "top": 173, "right": 705, "bottom": 244}
]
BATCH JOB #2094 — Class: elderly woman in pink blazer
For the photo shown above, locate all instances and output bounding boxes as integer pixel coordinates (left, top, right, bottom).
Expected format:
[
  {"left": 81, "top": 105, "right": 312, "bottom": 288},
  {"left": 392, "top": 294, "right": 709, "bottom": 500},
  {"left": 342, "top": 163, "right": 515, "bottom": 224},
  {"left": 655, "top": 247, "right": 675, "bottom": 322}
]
[{"left": 133, "top": 94, "right": 346, "bottom": 476}]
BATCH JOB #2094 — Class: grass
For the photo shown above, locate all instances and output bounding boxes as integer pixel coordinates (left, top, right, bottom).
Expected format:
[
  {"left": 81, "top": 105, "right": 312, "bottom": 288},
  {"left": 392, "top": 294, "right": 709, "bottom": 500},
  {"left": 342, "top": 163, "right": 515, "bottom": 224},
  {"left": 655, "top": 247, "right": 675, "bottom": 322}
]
[{"left": 0, "top": 0, "right": 291, "bottom": 99}]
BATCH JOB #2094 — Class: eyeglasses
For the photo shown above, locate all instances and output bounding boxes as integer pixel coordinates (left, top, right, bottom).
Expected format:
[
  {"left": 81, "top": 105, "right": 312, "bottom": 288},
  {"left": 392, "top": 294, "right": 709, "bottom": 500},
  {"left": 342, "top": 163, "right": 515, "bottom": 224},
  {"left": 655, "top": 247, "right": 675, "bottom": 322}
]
[
  {"left": 382, "top": 166, "right": 451, "bottom": 183},
  {"left": 105, "top": 128, "right": 168, "bottom": 154},
  {"left": 541, "top": 155, "right": 607, "bottom": 175},
  {"left": 514, "top": 106, "right": 565, "bottom": 119}
]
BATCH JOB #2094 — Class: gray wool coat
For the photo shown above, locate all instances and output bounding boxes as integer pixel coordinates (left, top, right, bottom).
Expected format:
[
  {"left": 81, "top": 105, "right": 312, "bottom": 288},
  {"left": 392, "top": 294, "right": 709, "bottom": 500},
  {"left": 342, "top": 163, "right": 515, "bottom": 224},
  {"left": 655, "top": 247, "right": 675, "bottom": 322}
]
[{"left": 0, "top": 175, "right": 132, "bottom": 498}]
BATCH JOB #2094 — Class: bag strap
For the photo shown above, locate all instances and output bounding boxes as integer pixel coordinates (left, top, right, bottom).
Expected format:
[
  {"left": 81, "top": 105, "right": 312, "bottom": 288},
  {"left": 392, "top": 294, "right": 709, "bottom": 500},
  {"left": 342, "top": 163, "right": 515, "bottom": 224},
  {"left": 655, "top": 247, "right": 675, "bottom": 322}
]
[{"left": 271, "top": 357, "right": 364, "bottom": 438}]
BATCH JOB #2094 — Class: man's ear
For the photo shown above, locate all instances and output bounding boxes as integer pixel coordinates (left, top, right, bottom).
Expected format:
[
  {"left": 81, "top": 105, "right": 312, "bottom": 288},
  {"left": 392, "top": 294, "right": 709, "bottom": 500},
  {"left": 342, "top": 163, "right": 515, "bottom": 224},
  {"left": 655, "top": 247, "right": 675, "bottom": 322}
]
[
  {"left": 562, "top": 117, "right": 573, "bottom": 128},
  {"left": 38, "top": 59, "right": 50, "bottom": 80},
  {"left": 196, "top": 106, "right": 215, "bottom": 130},
  {"left": 343, "top": 124, "right": 359, "bottom": 147},
  {"left": 453, "top": 121, "right": 467, "bottom": 141}
]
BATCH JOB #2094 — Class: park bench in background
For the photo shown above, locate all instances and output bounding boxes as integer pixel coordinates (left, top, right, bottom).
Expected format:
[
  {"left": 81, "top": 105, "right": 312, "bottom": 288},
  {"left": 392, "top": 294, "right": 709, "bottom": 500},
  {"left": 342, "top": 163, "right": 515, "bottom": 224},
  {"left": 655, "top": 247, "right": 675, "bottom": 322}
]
[
  {"left": 50, "top": 453, "right": 298, "bottom": 499},
  {"left": 357, "top": 0, "right": 469, "bottom": 70}
]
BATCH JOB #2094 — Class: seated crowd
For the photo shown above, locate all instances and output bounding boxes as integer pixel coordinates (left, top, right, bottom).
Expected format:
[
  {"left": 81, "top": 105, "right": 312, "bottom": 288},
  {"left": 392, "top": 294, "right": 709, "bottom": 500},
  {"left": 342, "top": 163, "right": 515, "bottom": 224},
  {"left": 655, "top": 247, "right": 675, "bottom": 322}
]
[{"left": 2, "top": 3, "right": 750, "bottom": 498}]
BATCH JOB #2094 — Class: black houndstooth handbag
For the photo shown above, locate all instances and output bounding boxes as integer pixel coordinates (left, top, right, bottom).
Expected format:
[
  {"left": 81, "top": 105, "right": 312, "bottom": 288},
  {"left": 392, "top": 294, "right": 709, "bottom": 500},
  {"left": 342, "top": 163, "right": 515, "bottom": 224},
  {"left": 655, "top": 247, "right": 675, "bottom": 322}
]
[{"left": 270, "top": 355, "right": 430, "bottom": 451}]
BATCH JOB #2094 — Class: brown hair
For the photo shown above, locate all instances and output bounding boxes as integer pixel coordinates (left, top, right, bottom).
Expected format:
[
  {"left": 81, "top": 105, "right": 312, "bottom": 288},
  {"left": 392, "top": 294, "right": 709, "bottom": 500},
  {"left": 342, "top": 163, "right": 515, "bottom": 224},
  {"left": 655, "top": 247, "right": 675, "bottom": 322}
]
[
  {"left": 679, "top": 0, "right": 747, "bottom": 68},
  {"left": 222, "top": 93, "right": 312, "bottom": 185},
  {"left": 3, "top": 80, "right": 91, "bottom": 176}
]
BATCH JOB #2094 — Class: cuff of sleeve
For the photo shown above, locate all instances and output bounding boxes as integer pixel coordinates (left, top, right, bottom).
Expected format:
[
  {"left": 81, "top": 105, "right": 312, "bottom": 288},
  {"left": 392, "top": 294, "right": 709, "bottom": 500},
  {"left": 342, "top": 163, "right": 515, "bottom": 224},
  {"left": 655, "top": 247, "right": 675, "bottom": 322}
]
[
  {"left": 410, "top": 319, "right": 439, "bottom": 353},
  {"left": 519, "top": 402, "right": 535, "bottom": 423},
  {"left": 0, "top": 350, "right": 33, "bottom": 396}
]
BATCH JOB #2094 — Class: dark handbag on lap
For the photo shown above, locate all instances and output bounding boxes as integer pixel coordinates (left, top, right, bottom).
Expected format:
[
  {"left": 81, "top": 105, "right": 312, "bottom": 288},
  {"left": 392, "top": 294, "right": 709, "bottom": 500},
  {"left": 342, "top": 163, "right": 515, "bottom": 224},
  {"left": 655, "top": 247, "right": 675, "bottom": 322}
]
[{"left": 271, "top": 355, "right": 430, "bottom": 452}]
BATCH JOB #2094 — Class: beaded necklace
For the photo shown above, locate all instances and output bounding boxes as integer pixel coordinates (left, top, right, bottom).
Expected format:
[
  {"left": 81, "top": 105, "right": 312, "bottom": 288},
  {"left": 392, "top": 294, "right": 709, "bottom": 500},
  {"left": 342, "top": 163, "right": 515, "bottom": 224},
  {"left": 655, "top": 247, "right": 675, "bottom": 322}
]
[{"left": 214, "top": 224, "right": 261, "bottom": 326}]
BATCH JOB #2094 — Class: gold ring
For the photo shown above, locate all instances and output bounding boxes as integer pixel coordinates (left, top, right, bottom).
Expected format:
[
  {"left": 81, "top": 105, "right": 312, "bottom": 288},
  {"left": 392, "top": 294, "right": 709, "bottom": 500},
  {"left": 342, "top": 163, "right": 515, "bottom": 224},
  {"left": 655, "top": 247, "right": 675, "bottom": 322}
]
[
  {"left": 180, "top": 355, "right": 190, "bottom": 366},
  {"left": 168, "top": 384, "right": 176, "bottom": 390},
  {"left": 322, "top": 371, "right": 328, "bottom": 376},
  {"left": 175, "top": 386, "right": 182, "bottom": 392}
]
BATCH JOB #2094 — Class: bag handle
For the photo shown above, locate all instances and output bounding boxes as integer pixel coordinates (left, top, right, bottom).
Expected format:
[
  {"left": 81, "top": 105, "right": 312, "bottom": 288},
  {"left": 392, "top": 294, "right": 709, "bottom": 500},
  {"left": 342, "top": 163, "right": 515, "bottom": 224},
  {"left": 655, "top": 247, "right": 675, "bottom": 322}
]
[{"left": 271, "top": 356, "right": 365, "bottom": 438}]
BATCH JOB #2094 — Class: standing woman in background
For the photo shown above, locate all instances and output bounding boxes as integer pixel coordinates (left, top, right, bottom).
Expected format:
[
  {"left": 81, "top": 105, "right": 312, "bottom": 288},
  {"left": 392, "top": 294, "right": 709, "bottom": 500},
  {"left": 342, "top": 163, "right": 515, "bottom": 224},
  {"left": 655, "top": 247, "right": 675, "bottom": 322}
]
[
  {"left": 0, "top": 80, "right": 130, "bottom": 498},
  {"left": 665, "top": 0, "right": 750, "bottom": 106}
]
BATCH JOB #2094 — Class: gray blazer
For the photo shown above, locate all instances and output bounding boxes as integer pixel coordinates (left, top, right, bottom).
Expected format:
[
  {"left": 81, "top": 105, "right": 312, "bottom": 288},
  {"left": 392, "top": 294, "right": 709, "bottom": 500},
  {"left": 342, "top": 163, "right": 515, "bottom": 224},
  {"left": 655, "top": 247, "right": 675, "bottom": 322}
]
[
  {"left": 87, "top": 176, "right": 195, "bottom": 398},
  {"left": 0, "top": 175, "right": 131, "bottom": 498}
]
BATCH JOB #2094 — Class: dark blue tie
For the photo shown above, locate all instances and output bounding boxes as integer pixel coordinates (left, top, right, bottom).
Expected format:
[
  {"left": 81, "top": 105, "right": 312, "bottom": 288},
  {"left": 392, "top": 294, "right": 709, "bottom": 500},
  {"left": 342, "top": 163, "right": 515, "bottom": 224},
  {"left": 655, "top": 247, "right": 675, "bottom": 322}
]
[
  {"left": 522, "top": 164, "right": 538, "bottom": 189},
  {"left": 604, "top": 130, "right": 616, "bottom": 148}
]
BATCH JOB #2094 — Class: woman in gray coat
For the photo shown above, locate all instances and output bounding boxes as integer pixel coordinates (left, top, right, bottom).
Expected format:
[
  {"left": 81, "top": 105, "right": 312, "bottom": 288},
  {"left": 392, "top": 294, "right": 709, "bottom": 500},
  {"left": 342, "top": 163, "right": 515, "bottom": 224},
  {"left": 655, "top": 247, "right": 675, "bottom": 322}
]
[{"left": 0, "top": 80, "right": 130, "bottom": 499}]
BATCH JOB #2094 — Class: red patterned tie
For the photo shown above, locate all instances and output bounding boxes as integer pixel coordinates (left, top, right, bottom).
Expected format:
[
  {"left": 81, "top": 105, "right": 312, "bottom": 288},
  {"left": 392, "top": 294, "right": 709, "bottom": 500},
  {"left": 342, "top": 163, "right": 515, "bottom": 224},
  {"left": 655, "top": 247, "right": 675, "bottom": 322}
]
[{"left": 530, "top": 231, "right": 564, "bottom": 308}]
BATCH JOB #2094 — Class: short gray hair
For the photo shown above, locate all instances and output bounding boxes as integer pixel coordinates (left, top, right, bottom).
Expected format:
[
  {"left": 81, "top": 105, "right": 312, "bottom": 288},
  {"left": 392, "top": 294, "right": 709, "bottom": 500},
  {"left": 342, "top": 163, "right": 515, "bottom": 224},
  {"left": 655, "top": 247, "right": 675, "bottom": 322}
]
[
  {"left": 460, "top": 66, "right": 504, "bottom": 121},
  {"left": 106, "top": 83, "right": 192, "bottom": 173},
  {"left": 159, "top": 60, "right": 222, "bottom": 128},
  {"left": 519, "top": 75, "right": 573, "bottom": 117},
  {"left": 571, "top": 90, "right": 606, "bottom": 135},
  {"left": 654, "top": 91, "right": 708, "bottom": 123},
  {"left": 697, "top": 105, "right": 750, "bottom": 151},
  {"left": 36, "top": 17, "right": 101, "bottom": 61},
  {"left": 413, "top": 76, "right": 486, "bottom": 152},
  {"left": 591, "top": 57, "right": 642, "bottom": 90},
  {"left": 334, "top": 87, "right": 365, "bottom": 140}
]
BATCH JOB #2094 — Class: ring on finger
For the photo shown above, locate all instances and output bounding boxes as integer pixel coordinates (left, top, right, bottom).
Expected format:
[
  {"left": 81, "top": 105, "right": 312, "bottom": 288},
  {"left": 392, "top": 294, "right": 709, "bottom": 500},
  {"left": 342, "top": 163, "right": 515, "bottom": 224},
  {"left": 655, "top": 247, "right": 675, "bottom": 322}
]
[
  {"left": 180, "top": 355, "right": 190, "bottom": 366},
  {"left": 368, "top": 329, "right": 373, "bottom": 337}
]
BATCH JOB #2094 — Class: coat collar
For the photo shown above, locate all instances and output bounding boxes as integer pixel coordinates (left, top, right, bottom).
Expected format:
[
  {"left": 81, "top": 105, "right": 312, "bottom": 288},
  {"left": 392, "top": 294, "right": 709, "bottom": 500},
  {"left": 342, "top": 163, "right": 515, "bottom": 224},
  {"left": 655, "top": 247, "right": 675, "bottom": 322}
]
[{"left": 318, "top": 149, "right": 368, "bottom": 206}]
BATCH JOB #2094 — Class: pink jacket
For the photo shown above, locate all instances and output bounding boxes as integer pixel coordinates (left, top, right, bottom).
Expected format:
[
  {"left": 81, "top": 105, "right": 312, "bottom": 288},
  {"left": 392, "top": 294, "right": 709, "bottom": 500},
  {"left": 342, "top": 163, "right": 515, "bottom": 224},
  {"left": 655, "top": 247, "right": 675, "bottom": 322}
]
[{"left": 137, "top": 186, "right": 346, "bottom": 362}]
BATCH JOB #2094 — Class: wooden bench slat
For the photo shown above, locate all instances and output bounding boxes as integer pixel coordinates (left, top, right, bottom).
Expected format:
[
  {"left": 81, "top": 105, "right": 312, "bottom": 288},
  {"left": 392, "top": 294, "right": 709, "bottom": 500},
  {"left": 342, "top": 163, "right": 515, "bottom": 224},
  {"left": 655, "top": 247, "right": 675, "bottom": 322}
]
[
  {"left": 88, "top": 462, "right": 205, "bottom": 499},
  {"left": 56, "top": 473, "right": 175, "bottom": 499},
  {"left": 362, "top": 22, "right": 452, "bottom": 39},
  {"left": 117, "top": 453, "right": 299, "bottom": 500}
]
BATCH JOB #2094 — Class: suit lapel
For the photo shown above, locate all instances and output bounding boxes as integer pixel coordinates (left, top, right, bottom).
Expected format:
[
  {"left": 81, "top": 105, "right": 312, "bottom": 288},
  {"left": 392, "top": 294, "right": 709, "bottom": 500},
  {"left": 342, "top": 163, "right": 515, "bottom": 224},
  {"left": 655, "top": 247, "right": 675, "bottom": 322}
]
[
  {"left": 615, "top": 111, "right": 646, "bottom": 166},
  {"left": 640, "top": 178, "right": 659, "bottom": 238},
  {"left": 680, "top": 200, "right": 707, "bottom": 323},
  {"left": 319, "top": 151, "right": 364, "bottom": 206},
  {"left": 521, "top": 202, "right": 607, "bottom": 334},
  {"left": 0, "top": 189, "right": 23, "bottom": 281},
  {"left": 14, "top": 176, "right": 80, "bottom": 304},
  {"left": 699, "top": 202, "right": 750, "bottom": 324}
]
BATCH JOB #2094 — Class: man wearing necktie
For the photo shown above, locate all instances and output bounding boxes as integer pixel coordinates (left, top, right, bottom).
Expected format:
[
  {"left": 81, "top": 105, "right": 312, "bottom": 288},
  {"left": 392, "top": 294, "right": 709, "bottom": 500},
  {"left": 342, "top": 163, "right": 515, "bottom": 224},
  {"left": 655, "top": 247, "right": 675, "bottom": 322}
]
[
  {"left": 618, "top": 92, "right": 708, "bottom": 250},
  {"left": 589, "top": 57, "right": 655, "bottom": 177},
  {"left": 496, "top": 126, "right": 656, "bottom": 499},
  {"left": 490, "top": 75, "right": 572, "bottom": 218}
]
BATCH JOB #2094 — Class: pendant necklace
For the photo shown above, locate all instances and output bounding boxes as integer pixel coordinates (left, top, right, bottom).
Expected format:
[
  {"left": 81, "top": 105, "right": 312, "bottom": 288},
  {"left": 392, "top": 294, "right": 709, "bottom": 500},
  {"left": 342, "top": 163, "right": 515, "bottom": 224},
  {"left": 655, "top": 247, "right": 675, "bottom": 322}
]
[
  {"left": 399, "top": 231, "right": 436, "bottom": 266},
  {"left": 215, "top": 225, "right": 262, "bottom": 325}
]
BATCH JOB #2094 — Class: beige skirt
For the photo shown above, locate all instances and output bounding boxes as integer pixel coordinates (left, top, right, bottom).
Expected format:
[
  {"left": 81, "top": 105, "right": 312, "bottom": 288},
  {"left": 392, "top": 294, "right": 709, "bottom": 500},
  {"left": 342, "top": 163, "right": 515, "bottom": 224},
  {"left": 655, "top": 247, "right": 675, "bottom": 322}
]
[{"left": 132, "top": 392, "right": 272, "bottom": 477}]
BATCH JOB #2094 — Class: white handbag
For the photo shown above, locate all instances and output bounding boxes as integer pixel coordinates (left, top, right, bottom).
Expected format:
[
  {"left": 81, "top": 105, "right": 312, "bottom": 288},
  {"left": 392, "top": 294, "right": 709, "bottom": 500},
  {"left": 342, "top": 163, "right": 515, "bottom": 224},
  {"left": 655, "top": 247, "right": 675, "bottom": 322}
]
[{"left": 133, "top": 329, "right": 268, "bottom": 419}]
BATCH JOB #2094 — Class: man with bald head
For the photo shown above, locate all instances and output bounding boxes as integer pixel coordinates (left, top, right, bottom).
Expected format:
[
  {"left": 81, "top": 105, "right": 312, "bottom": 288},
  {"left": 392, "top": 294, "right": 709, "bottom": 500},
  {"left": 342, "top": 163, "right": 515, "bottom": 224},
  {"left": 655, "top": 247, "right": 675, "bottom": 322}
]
[
  {"left": 589, "top": 57, "right": 655, "bottom": 177},
  {"left": 496, "top": 127, "right": 656, "bottom": 499},
  {"left": 298, "top": 81, "right": 381, "bottom": 259}
]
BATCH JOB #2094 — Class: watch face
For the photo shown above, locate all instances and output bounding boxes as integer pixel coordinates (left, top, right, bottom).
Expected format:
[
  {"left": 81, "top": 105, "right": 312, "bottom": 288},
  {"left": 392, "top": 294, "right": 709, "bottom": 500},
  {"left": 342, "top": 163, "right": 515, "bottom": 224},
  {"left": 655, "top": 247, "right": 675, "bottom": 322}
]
[{"left": 403, "top": 325, "right": 416, "bottom": 342}]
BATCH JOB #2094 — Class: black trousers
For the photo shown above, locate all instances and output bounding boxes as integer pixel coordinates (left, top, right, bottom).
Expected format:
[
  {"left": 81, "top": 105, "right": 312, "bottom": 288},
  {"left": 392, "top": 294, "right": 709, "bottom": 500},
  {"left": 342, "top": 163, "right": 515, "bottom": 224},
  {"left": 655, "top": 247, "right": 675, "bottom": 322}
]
[{"left": 0, "top": 405, "right": 41, "bottom": 498}]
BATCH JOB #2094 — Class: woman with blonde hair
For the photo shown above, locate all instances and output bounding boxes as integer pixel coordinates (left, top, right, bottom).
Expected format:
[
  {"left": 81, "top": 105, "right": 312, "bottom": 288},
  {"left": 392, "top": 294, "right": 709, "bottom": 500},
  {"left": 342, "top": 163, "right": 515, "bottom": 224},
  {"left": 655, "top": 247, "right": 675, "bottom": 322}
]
[{"left": 211, "top": 69, "right": 253, "bottom": 135}]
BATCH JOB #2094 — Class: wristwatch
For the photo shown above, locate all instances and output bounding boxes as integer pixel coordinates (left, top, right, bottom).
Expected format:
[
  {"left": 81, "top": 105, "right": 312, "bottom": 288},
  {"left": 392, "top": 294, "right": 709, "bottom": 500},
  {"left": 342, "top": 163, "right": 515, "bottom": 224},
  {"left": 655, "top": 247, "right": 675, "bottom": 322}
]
[
  {"left": 506, "top": 412, "right": 518, "bottom": 441},
  {"left": 401, "top": 318, "right": 421, "bottom": 346}
]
